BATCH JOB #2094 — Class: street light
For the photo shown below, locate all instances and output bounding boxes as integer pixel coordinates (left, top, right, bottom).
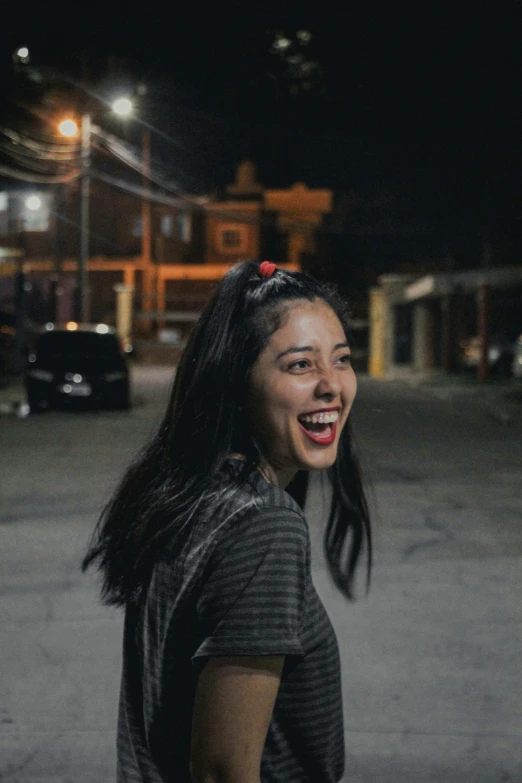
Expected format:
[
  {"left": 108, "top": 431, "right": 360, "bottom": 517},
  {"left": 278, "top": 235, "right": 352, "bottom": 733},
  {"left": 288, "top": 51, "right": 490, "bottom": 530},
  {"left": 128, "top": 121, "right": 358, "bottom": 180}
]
[
  {"left": 13, "top": 46, "right": 30, "bottom": 64},
  {"left": 112, "top": 97, "right": 133, "bottom": 117},
  {"left": 58, "top": 119, "right": 78, "bottom": 137}
]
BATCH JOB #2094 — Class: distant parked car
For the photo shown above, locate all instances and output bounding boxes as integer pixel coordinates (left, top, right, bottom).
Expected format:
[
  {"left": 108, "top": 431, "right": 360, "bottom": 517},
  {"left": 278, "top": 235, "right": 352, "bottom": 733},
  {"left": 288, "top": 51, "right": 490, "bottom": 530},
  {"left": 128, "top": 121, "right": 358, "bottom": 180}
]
[
  {"left": 25, "top": 323, "right": 131, "bottom": 412},
  {"left": 512, "top": 334, "right": 522, "bottom": 379},
  {"left": 458, "top": 334, "right": 515, "bottom": 377}
]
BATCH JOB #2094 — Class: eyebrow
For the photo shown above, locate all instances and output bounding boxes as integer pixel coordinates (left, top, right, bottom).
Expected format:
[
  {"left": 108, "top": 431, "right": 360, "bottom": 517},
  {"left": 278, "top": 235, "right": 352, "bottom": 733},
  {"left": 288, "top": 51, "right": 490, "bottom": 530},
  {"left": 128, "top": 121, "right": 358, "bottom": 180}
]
[{"left": 276, "top": 342, "right": 350, "bottom": 360}]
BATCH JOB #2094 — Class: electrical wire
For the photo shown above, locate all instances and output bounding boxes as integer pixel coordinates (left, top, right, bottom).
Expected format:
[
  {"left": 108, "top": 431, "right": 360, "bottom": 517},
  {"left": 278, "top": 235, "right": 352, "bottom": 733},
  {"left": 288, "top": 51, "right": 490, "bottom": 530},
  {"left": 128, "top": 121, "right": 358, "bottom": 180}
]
[
  {"left": 90, "top": 169, "right": 317, "bottom": 233},
  {"left": 0, "top": 126, "right": 79, "bottom": 156},
  {"left": 0, "top": 144, "right": 78, "bottom": 176},
  {"left": 0, "top": 163, "right": 80, "bottom": 183},
  {"left": 91, "top": 170, "right": 194, "bottom": 209},
  {"left": 94, "top": 130, "right": 205, "bottom": 202}
]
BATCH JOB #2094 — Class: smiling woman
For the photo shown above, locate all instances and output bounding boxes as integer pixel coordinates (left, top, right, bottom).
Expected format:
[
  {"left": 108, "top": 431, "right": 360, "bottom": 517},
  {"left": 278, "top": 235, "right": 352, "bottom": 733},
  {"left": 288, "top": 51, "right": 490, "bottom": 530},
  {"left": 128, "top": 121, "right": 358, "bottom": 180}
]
[
  {"left": 247, "top": 299, "right": 357, "bottom": 482},
  {"left": 82, "top": 260, "right": 372, "bottom": 783}
]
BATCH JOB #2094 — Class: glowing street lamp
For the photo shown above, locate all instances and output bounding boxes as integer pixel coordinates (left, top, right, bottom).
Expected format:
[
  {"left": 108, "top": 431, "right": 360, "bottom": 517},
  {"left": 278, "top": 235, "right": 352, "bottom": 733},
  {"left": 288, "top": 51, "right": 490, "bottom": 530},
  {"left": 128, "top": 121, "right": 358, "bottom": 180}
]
[
  {"left": 112, "top": 97, "right": 133, "bottom": 117},
  {"left": 58, "top": 118, "right": 78, "bottom": 137},
  {"left": 13, "top": 46, "right": 30, "bottom": 64}
]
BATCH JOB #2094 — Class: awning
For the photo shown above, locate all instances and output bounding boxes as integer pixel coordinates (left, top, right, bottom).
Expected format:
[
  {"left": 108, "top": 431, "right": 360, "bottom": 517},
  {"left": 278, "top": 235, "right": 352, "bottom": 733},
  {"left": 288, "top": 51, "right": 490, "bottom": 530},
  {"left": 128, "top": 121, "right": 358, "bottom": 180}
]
[{"left": 405, "top": 266, "right": 522, "bottom": 300}]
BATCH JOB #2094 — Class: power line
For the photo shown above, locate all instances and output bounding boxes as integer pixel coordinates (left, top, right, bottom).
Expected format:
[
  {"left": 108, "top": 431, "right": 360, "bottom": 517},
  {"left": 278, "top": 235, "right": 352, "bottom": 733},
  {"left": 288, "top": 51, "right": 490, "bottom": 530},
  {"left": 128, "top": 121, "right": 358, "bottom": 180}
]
[
  {"left": 0, "top": 144, "right": 77, "bottom": 175},
  {"left": 94, "top": 131, "right": 206, "bottom": 202},
  {"left": 90, "top": 168, "right": 325, "bottom": 233},
  {"left": 0, "top": 163, "right": 80, "bottom": 183},
  {"left": 91, "top": 169, "right": 194, "bottom": 209},
  {"left": 0, "top": 126, "right": 79, "bottom": 156}
]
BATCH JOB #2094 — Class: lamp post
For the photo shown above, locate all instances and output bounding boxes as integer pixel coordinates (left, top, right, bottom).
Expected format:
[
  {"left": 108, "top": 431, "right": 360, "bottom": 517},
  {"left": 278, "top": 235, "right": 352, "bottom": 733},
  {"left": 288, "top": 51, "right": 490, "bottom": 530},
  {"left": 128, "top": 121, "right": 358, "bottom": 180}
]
[
  {"left": 59, "top": 97, "right": 133, "bottom": 323},
  {"left": 79, "top": 112, "right": 91, "bottom": 323}
]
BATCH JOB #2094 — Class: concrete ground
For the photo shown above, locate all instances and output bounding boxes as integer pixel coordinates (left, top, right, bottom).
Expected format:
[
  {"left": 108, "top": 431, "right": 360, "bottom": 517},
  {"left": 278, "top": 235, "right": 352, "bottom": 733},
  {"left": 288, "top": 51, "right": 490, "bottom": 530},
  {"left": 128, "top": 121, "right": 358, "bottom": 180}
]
[{"left": 1, "top": 366, "right": 521, "bottom": 782}]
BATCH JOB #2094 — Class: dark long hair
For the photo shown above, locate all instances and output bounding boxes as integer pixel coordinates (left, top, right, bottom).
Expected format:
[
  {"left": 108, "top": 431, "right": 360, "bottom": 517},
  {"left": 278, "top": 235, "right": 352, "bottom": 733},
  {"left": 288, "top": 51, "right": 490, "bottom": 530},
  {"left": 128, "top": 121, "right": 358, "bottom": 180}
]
[{"left": 82, "top": 260, "right": 372, "bottom": 605}]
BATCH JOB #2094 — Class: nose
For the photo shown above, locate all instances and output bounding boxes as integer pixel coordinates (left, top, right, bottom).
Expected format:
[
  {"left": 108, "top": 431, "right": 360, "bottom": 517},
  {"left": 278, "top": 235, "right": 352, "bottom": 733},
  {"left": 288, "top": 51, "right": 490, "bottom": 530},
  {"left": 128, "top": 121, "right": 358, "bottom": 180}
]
[{"left": 314, "top": 365, "right": 341, "bottom": 401}]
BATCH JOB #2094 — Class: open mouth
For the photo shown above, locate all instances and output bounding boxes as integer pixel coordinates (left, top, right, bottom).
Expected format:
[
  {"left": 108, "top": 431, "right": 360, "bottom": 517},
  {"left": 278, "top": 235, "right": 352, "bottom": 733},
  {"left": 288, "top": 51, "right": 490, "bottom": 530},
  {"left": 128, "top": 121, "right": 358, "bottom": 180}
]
[{"left": 297, "top": 410, "right": 339, "bottom": 445}]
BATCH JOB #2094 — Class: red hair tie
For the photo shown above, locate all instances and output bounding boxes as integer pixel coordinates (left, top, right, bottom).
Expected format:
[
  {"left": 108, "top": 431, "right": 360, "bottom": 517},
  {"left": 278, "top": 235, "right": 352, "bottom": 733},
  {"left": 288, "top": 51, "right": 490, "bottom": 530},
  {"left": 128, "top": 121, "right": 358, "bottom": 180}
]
[{"left": 259, "top": 261, "right": 277, "bottom": 278}]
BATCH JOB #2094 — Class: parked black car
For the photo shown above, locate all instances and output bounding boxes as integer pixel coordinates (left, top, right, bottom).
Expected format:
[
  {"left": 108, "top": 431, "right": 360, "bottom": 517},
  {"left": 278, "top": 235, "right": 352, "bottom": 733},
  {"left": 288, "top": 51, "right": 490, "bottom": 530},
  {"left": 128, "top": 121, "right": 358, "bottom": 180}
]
[{"left": 25, "top": 324, "right": 131, "bottom": 411}]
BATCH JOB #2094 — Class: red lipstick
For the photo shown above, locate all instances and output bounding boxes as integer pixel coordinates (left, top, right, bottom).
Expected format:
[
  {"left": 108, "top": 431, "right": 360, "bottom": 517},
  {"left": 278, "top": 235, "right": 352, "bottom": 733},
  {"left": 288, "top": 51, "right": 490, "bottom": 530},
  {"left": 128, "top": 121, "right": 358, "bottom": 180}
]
[{"left": 298, "top": 420, "right": 337, "bottom": 446}]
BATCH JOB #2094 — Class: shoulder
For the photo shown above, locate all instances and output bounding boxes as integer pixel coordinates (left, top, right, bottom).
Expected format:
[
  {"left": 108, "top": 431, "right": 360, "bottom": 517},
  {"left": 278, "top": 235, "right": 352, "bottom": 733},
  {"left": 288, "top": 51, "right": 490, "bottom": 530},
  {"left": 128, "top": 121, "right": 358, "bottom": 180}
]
[
  {"left": 166, "top": 463, "right": 307, "bottom": 568},
  {"left": 255, "top": 480, "right": 305, "bottom": 521},
  {"left": 214, "top": 500, "right": 309, "bottom": 573},
  {"left": 214, "top": 459, "right": 306, "bottom": 530}
]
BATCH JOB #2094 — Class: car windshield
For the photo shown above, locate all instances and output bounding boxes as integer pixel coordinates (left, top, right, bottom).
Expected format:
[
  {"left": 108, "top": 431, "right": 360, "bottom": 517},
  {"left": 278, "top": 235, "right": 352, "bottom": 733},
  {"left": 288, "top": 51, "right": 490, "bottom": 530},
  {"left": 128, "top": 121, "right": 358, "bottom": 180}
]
[{"left": 36, "top": 331, "right": 123, "bottom": 371}]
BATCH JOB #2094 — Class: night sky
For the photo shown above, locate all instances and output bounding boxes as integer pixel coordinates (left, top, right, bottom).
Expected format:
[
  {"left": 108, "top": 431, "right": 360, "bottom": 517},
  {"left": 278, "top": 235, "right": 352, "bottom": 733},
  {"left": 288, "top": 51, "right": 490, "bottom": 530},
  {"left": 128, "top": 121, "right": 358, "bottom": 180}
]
[{"left": 3, "top": 2, "right": 522, "bottom": 272}]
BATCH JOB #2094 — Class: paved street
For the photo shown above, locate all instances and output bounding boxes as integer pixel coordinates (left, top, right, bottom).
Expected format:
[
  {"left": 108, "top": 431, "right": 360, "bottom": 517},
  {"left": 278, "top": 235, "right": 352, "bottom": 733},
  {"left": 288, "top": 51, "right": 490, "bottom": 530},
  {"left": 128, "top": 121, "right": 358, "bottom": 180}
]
[{"left": 1, "top": 366, "right": 521, "bottom": 782}]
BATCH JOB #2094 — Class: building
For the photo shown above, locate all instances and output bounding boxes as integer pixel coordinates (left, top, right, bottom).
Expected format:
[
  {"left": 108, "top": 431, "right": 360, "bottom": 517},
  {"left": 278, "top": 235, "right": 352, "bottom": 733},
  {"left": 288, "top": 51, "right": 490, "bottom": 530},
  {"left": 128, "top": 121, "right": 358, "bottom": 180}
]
[
  {"left": 368, "top": 268, "right": 522, "bottom": 380},
  {"left": 0, "top": 162, "right": 332, "bottom": 333}
]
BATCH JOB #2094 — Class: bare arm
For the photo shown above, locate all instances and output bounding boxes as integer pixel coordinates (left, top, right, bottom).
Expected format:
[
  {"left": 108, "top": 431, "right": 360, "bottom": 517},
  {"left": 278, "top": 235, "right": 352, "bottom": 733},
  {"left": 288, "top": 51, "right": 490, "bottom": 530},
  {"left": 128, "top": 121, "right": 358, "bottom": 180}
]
[{"left": 190, "top": 655, "right": 285, "bottom": 783}]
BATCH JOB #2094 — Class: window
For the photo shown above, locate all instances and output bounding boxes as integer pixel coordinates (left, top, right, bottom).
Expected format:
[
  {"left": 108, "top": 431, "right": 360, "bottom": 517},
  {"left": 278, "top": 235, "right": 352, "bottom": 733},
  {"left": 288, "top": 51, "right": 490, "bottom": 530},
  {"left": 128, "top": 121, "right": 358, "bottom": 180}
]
[
  {"left": 177, "top": 212, "right": 191, "bottom": 243},
  {"left": 161, "top": 214, "right": 173, "bottom": 237},
  {"left": 222, "top": 229, "right": 241, "bottom": 248},
  {"left": 22, "top": 193, "right": 50, "bottom": 232},
  {"left": 132, "top": 217, "right": 143, "bottom": 237},
  {"left": 217, "top": 224, "right": 248, "bottom": 253},
  {"left": 0, "top": 192, "right": 7, "bottom": 236}
]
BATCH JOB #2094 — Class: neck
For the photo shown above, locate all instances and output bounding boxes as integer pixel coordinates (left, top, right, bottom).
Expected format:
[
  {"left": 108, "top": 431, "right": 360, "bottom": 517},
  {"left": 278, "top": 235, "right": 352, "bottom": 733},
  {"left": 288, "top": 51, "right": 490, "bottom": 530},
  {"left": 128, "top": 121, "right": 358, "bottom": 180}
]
[
  {"left": 228, "top": 453, "right": 296, "bottom": 489},
  {"left": 258, "top": 460, "right": 296, "bottom": 489}
]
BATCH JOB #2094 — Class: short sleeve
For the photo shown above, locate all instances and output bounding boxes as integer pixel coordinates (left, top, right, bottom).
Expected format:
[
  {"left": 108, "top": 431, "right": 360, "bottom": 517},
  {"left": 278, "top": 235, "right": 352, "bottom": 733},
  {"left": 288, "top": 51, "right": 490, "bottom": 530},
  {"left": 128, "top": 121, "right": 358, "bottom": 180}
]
[{"left": 192, "top": 506, "right": 309, "bottom": 666}]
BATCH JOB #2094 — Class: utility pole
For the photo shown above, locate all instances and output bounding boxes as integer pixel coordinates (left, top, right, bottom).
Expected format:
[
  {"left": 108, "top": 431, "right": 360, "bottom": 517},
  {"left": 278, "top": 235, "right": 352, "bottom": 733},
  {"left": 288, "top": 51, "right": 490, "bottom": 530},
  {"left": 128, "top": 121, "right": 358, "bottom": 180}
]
[
  {"left": 78, "top": 112, "right": 91, "bottom": 322},
  {"left": 141, "top": 128, "right": 152, "bottom": 264},
  {"left": 141, "top": 128, "right": 154, "bottom": 331}
]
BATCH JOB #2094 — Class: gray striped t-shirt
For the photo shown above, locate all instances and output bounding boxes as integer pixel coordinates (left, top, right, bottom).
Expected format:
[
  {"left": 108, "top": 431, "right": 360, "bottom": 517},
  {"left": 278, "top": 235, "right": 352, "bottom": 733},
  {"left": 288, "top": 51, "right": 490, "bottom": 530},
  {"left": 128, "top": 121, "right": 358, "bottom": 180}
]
[{"left": 117, "top": 459, "right": 345, "bottom": 782}]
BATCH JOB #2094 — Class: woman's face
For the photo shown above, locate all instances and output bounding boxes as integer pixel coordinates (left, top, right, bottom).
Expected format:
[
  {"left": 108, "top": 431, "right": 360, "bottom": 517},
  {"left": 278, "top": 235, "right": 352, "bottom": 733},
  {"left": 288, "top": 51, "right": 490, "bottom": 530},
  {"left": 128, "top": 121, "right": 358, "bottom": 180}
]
[{"left": 247, "top": 298, "right": 357, "bottom": 486}]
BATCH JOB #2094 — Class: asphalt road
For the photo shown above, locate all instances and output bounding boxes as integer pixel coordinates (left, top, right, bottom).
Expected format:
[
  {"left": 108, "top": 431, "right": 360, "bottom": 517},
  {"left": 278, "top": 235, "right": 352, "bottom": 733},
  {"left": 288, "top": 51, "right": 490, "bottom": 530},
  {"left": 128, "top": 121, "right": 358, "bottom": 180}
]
[{"left": 1, "top": 367, "right": 521, "bottom": 782}]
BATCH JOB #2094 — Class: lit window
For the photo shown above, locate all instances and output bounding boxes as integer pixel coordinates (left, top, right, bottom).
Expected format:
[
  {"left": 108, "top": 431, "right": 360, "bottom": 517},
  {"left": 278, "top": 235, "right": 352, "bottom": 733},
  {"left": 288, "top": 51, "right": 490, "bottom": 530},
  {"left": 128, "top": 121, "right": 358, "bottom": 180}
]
[
  {"left": 161, "top": 214, "right": 173, "bottom": 237},
  {"left": 222, "top": 230, "right": 241, "bottom": 248},
  {"left": 0, "top": 192, "right": 7, "bottom": 236},
  {"left": 217, "top": 224, "right": 248, "bottom": 254},
  {"left": 177, "top": 213, "right": 191, "bottom": 243},
  {"left": 132, "top": 217, "right": 143, "bottom": 237},
  {"left": 22, "top": 193, "right": 50, "bottom": 232}
]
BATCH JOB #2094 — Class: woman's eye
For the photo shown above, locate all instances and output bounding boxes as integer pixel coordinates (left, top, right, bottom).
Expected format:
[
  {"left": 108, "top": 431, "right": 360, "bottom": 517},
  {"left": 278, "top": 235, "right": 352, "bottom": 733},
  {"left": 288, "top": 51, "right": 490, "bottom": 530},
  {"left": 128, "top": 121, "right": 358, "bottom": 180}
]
[
  {"left": 288, "top": 360, "right": 310, "bottom": 370},
  {"left": 336, "top": 354, "right": 352, "bottom": 365}
]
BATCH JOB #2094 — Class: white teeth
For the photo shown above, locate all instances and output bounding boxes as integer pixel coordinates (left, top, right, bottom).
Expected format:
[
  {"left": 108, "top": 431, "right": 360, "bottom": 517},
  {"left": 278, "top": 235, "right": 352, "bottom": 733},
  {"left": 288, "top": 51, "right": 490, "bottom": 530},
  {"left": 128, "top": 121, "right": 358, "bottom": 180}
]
[{"left": 299, "top": 411, "right": 339, "bottom": 424}]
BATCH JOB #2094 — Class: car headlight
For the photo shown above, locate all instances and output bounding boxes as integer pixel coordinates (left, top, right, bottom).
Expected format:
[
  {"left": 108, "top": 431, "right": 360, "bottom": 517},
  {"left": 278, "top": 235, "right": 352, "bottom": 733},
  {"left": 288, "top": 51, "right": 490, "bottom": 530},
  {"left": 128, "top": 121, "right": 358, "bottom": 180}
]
[
  {"left": 488, "top": 347, "right": 501, "bottom": 362},
  {"left": 105, "top": 371, "right": 127, "bottom": 382},
  {"left": 27, "top": 369, "right": 54, "bottom": 382}
]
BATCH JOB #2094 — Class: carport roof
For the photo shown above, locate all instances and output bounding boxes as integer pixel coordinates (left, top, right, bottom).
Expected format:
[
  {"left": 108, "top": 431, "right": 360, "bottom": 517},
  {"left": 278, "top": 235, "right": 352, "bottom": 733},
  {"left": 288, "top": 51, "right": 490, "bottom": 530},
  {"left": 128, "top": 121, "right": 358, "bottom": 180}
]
[{"left": 405, "top": 266, "right": 522, "bottom": 300}]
